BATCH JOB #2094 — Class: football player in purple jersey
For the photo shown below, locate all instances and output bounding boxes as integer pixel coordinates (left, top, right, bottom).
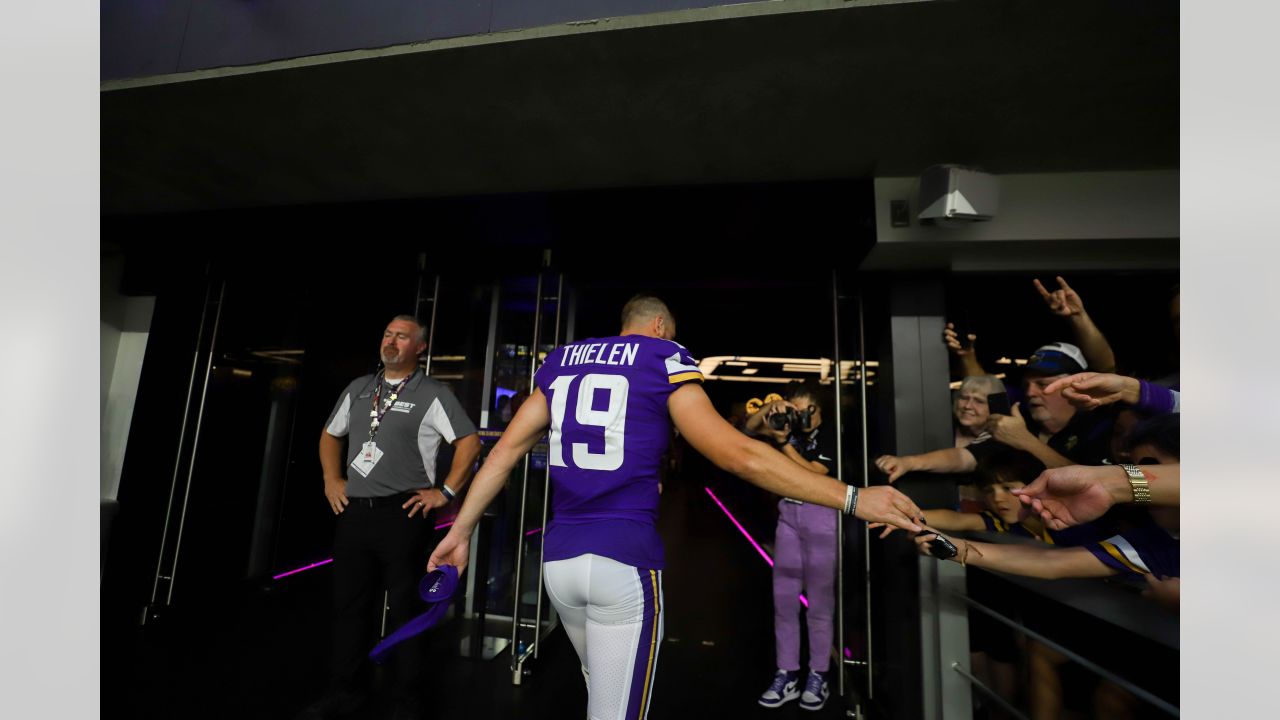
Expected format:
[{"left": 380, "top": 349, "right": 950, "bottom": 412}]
[{"left": 429, "top": 295, "right": 922, "bottom": 720}]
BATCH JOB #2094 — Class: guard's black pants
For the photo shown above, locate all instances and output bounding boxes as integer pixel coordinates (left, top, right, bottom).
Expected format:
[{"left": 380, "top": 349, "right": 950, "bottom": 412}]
[{"left": 330, "top": 495, "right": 432, "bottom": 696}]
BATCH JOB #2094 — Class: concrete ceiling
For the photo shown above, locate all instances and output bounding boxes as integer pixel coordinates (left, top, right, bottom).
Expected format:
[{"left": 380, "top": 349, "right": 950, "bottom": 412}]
[{"left": 101, "top": 0, "right": 1177, "bottom": 215}]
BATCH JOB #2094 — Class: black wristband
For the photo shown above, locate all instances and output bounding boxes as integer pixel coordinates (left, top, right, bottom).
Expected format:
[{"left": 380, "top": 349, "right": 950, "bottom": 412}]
[{"left": 843, "top": 485, "right": 859, "bottom": 516}]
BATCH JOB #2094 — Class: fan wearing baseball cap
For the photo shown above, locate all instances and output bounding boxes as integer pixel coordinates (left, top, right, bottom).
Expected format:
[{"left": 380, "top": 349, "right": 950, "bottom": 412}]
[
  {"left": 876, "top": 340, "right": 1118, "bottom": 485},
  {"left": 970, "top": 341, "right": 1117, "bottom": 473},
  {"left": 1028, "top": 342, "right": 1113, "bottom": 455},
  {"left": 1026, "top": 342, "right": 1089, "bottom": 375}
]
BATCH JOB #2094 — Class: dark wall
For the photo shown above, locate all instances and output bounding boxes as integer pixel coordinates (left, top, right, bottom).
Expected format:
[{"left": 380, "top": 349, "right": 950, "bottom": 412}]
[
  {"left": 942, "top": 271, "right": 1180, "bottom": 383},
  {"left": 103, "top": 0, "right": 741, "bottom": 81},
  {"left": 101, "top": 245, "right": 427, "bottom": 619},
  {"left": 100, "top": 177, "right": 876, "bottom": 624}
]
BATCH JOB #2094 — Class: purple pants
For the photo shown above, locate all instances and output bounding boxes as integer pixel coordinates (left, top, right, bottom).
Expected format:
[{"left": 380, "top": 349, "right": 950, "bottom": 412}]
[{"left": 773, "top": 499, "right": 838, "bottom": 672}]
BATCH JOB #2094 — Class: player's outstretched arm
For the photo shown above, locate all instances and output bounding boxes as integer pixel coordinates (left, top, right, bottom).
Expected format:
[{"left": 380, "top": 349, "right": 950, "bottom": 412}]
[{"left": 669, "top": 383, "right": 922, "bottom": 533}]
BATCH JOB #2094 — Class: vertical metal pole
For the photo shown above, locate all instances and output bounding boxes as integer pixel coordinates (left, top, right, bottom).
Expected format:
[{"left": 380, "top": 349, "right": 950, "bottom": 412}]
[
  {"left": 858, "top": 292, "right": 874, "bottom": 700},
  {"left": 403, "top": 265, "right": 439, "bottom": 631},
  {"left": 165, "top": 279, "right": 227, "bottom": 605},
  {"left": 413, "top": 253, "right": 427, "bottom": 320},
  {"left": 564, "top": 286, "right": 577, "bottom": 344},
  {"left": 149, "top": 278, "right": 214, "bottom": 608},
  {"left": 550, "top": 273, "right": 564, "bottom": 368},
  {"left": 479, "top": 285, "right": 500, "bottom": 430},
  {"left": 465, "top": 284, "right": 502, "bottom": 619},
  {"left": 423, "top": 275, "right": 441, "bottom": 375},
  {"left": 510, "top": 270, "right": 545, "bottom": 678},
  {"left": 533, "top": 272, "right": 564, "bottom": 660},
  {"left": 831, "top": 270, "right": 846, "bottom": 698}
]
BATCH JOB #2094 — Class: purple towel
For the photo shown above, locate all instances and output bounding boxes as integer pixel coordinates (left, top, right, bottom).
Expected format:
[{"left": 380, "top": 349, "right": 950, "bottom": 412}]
[{"left": 368, "top": 565, "right": 460, "bottom": 664}]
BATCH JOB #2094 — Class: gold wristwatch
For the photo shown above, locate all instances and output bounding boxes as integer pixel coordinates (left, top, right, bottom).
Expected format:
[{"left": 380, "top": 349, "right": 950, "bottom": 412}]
[{"left": 1119, "top": 464, "right": 1151, "bottom": 504}]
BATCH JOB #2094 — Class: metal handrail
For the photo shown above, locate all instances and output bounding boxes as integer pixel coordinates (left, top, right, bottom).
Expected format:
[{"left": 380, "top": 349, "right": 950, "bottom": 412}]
[
  {"left": 949, "top": 662, "right": 1031, "bottom": 720},
  {"left": 956, "top": 593, "right": 1179, "bottom": 717}
]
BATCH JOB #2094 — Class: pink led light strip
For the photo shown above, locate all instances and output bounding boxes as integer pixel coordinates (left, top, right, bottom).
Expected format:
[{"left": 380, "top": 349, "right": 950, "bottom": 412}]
[
  {"left": 272, "top": 520, "right": 458, "bottom": 580},
  {"left": 703, "top": 486, "right": 809, "bottom": 608},
  {"left": 274, "top": 487, "right": 811, "bottom": 615}
]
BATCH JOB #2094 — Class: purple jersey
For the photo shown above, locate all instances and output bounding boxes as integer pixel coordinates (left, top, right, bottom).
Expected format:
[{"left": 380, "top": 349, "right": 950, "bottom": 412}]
[
  {"left": 533, "top": 334, "right": 703, "bottom": 569},
  {"left": 1082, "top": 522, "right": 1179, "bottom": 579}
]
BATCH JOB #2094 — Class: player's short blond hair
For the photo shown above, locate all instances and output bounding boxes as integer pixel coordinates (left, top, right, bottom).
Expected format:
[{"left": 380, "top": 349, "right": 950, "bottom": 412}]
[{"left": 620, "top": 295, "right": 673, "bottom": 330}]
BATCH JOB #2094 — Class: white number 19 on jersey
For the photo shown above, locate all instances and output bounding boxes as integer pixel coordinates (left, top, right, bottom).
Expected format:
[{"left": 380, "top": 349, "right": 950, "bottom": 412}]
[{"left": 547, "top": 373, "right": 629, "bottom": 471}]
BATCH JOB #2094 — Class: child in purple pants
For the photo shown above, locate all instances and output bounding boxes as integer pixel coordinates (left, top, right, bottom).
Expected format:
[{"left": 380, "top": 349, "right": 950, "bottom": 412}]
[
  {"left": 765, "top": 498, "right": 838, "bottom": 710},
  {"left": 744, "top": 381, "right": 839, "bottom": 711}
]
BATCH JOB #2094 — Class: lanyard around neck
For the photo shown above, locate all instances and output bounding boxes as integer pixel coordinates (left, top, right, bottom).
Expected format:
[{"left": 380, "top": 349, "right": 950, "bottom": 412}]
[{"left": 368, "top": 369, "right": 414, "bottom": 442}]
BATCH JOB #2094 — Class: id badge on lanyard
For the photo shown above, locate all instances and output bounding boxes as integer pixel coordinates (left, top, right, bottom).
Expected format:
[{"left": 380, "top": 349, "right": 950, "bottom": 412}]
[
  {"left": 351, "top": 441, "right": 385, "bottom": 477},
  {"left": 352, "top": 370, "right": 411, "bottom": 477}
]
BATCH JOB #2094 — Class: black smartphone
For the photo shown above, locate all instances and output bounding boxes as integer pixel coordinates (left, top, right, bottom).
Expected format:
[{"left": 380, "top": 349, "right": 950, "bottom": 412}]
[
  {"left": 987, "top": 391, "right": 1011, "bottom": 416},
  {"left": 924, "top": 532, "right": 959, "bottom": 560}
]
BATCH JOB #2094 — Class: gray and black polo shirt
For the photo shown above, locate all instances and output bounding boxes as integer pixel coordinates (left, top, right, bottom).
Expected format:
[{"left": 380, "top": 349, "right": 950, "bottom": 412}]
[{"left": 325, "top": 370, "right": 478, "bottom": 497}]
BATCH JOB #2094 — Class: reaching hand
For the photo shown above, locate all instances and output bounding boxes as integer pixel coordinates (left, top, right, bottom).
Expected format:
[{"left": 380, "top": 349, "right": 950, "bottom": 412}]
[
  {"left": 874, "top": 454, "right": 913, "bottom": 483},
  {"left": 1011, "top": 464, "right": 1126, "bottom": 530},
  {"left": 1142, "top": 574, "right": 1180, "bottom": 612},
  {"left": 1033, "top": 276, "right": 1085, "bottom": 318},
  {"left": 911, "top": 530, "right": 936, "bottom": 557},
  {"left": 1042, "top": 372, "right": 1140, "bottom": 410},
  {"left": 944, "top": 322, "right": 978, "bottom": 359},
  {"left": 867, "top": 521, "right": 912, "bottom": 540},
  {"left": 853, "top": 486, "right": 924, "bottom": 534}
]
